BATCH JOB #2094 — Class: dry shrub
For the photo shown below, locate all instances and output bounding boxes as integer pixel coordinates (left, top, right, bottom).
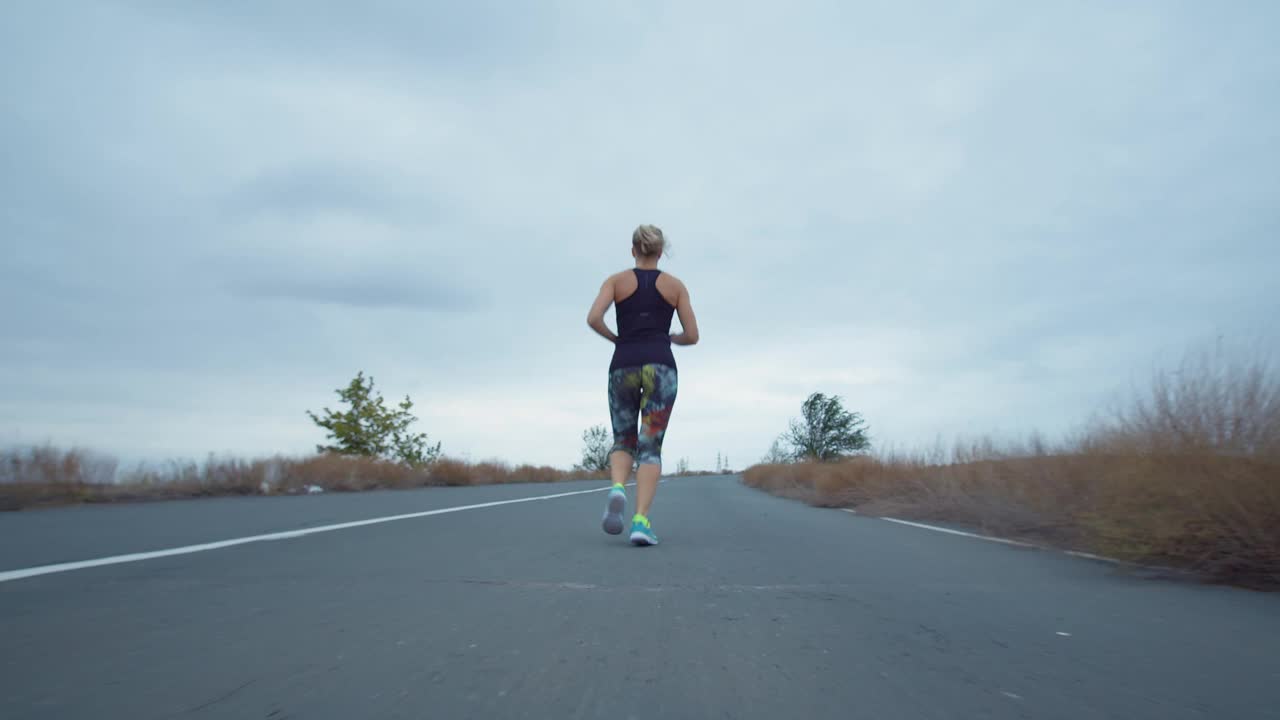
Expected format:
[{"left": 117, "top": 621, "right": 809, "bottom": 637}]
[
  {"left": 0, "top": 446, "right": 119, "bottom": 509},
  {"left": 425, "top": 459, "right": 595, "bottom": 486},
  {"left": 513, "top": 464, "right": 593, "bottom": 483},
  {"left": 745, "top": 457, "right": 930, "bottom": 512},
  {"left": 1077, "top": 453, "right": 1279, "bottom": 583},
  {"left": 425, "top": 458, "right": 482, "bottom": 486},
  {"left": 741, "top": 462, "right": 824, "bottom": 503},
  {"left": 1091, "top": 343, "right": 1280, "bottom": 461},
  {"left": 671, "top": 470, "right": 720, "bottom": 478},
  {"left": 471, "top": 461, "right": 516, "bottom": 485},
  {"left": 1077, "top": 342, "right": 1280, "bottom": 584},
  {"left": 512, "top": 464, "right": 562, "bottom": 484},
  {"left": 0, "top": 450, "right": 594, "bottom": 510},
  {"left": 120, "top": 457, "right": 267, "bottom": 498},
  {"left": 0, "top": 445, "right": 117, "bottom": 484},
  {"left": 744, "top": 342, "right": 1280, "bottom": 588},
  {"left": 746, "top": 452, "right": 1279, "bottom": 587},
  {"left": 272, "top": 454, "right": 427, "bottom": 493},
  {"left": 269, "top": 455, "right": 592, "bottom": 491}
]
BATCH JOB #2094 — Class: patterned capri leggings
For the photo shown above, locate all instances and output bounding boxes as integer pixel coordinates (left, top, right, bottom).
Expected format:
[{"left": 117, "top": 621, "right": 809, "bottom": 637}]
[{"left": 608, "top": 364, "right": 678, "bottom": 466}]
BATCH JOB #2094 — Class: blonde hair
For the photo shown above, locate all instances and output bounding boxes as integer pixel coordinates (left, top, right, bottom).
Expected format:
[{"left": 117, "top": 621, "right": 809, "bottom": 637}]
[{"left": 632, "top": 224, "right": 667, "bottom": 258}]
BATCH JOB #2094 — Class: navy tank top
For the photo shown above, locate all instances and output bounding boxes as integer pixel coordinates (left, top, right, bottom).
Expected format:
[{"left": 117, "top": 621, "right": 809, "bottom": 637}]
[{"left": 610, "top": 269, "right": 677, "bottom": 372}]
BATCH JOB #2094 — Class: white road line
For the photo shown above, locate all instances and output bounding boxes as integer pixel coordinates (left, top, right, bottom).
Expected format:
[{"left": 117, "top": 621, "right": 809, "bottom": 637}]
[
  {"left": 0, "top": 484, "right": 620, "bottom": 584},
  {"left": 878, "top": 517, "right": 1040, "bottom": 548},
  {"left": 873, "top": 515, "right": 1126, "bottom": 566},
  {"left": 1063, "top": 550, "right": 1121, "bottom": 564}
]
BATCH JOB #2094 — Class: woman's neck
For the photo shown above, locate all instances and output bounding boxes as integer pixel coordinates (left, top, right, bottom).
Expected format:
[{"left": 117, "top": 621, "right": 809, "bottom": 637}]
[{"left": 635, "top": 260, "right": 660, "bottom": 271}]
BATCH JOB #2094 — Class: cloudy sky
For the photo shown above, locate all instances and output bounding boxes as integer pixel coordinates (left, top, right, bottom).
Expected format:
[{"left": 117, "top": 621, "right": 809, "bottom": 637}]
[{"left": 3, "top": 1, "right": 1277, "bottom": 470}]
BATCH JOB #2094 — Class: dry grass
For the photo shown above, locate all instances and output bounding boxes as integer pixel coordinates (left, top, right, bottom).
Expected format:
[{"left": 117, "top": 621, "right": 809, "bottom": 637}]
[
  {"left": 0, "top": 449, "right": 600, "bottom": 511},
  {"left": 744, "top": 453, "right": 1280, "bottom": 588},
  {"left": 421, "top": 458, "right": 594, "bottom": 486},
  {"left": 744, "top": 345, "right": 1280, "bottom": 589}
]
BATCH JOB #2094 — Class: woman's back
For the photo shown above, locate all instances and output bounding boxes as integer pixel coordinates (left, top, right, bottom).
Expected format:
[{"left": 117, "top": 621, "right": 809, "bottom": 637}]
[
  {"left": 615, "top": 269, "right": 677, "bottom": 343},
  {"left": 610, "top": 268, "right": 677, "bottom": 371},
  {"left": 612, "top": 269, "right": 682, "bottom": 308}
]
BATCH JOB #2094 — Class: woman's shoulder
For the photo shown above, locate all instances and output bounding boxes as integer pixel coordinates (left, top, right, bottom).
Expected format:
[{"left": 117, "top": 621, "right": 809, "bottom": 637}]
[
  {"left": 656, "top": 270, "right": 685, "bottom": 290},
  {"left": 654, "top": 271, "right": 684, "bottom": 306},
  {"left": 608, "top": 269, "right": 638, "bottom": 300}
]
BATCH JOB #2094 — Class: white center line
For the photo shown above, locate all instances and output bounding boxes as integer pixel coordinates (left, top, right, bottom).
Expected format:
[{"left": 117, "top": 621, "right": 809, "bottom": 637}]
[
  {"left": 878, "top": 517, "right": 1039, "bottom": 548},
  {"left": 867, "top": 515, "right": 1128, "bottom": 567},
  {"left": 0, "top": 484, "right": 622, "bottom": 584}
]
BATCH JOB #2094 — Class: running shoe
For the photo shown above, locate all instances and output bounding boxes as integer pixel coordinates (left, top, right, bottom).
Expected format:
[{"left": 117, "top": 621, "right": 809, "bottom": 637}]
[
  {"left": 601, "top": 486, "right": 627, "bottom": 535},
  {"left": 629, "top": 516, "right": 659, "bottom": 546}
]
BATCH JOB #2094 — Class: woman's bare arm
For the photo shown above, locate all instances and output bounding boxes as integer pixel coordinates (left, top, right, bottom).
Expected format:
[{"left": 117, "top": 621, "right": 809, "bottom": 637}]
[
  {"left": 670, "top": 280, "right": 699, "bottom": 346},
  {"left": 586, "top": 275, "right": 619, "bottom": 343}
]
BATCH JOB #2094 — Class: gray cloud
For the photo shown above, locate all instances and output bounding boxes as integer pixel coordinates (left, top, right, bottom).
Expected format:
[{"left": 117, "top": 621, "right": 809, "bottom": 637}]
[
  {"left": 229, "top": 272, "right": 480, "bottom": 312},
  {"left": 2, "top": 1, "right": 1277, "bottom": 467},
  {"left": 221, "top": 163, "right": 432, "bottom": 223},
  {"left": 112, "top": 0, "right": 559, "bottom": 71}
]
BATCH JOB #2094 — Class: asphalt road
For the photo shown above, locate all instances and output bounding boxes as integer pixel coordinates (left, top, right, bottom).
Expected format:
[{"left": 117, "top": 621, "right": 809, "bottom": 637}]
[{"left": 1, "top": 475, "right": 1277, "bottom": 719}]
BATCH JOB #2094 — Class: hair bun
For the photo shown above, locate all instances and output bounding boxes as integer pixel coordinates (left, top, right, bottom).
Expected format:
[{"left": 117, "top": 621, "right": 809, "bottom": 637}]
[{"left": 632, "top": 224, "right": 666, "bottom": 258}]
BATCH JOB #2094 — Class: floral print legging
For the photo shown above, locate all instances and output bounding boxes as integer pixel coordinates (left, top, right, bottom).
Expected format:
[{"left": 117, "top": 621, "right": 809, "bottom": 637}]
[{"left": 608, "top": 364, "right": 678, "bottom": 466}]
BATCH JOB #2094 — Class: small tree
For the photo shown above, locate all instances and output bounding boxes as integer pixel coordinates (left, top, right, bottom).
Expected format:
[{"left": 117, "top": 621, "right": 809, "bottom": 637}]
[
  {"left": 762, "top": 435, "right": 792, "bottom": 464},
  {"left": 786, "top": 392, "right": 870, "bottom": 461},
  {"left": 576, "top": 424, "right": 612, "bottom": 472},
  {"left": 307, "top": 372, "right": 441, "bottom": 467}
]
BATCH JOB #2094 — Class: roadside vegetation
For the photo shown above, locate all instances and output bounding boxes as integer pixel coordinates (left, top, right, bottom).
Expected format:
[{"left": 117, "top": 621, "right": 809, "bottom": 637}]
[
  {"left": 744, "top": 343, "right": 1280, "bottom": 589},
  {"left": 575, "top": 424, "right": 612, "bottom": 472},
  {"left": 0, "top": 373, "right": 717, "bottom": 511},
  {"left": 0, "top": 372, "right": 597, "bottom": 511},
  {"left": 0, "top": 448, "right": 602, "bottom": 511},
  {"left": 306, "top": 371, "right": 442, "bottom": 467}
]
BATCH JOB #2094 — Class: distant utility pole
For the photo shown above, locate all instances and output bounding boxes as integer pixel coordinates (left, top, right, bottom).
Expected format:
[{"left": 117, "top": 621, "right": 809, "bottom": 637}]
[{"left": 716, "top": 452, "right": 722, "bottom": 473}]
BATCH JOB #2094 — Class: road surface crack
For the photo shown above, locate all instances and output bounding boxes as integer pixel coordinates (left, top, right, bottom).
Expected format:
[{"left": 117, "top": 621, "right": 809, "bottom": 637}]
[{"left": 185, "top": 678, "right": 258, "bottom": 713}]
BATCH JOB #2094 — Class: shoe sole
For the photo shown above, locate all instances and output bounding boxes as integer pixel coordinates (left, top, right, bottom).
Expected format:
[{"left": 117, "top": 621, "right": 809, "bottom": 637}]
[
  {"left": 629, "top": 531, "right": 658, "bottom": 546},
  {"left": 602, "top": 493, "right": 625, "bottom": 535}
]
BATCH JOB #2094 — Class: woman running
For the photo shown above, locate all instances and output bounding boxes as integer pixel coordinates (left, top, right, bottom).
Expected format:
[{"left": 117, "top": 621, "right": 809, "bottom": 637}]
[{"left": 586, "top": 224, "right": 699, "bottom": 546}]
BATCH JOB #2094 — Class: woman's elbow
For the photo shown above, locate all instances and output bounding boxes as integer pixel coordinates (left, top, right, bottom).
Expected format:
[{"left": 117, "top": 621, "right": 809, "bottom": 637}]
[{"left": 686, "top": 330, "right": 700, "bottom": 345}]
